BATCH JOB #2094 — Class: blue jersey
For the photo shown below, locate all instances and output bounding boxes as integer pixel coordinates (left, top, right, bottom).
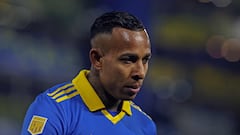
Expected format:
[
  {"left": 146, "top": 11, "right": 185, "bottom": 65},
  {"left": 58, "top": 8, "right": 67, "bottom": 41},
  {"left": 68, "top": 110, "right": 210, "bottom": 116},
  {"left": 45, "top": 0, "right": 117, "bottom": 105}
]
[{"left": 21, "top": 70, "right": 157, "bottom": 135}]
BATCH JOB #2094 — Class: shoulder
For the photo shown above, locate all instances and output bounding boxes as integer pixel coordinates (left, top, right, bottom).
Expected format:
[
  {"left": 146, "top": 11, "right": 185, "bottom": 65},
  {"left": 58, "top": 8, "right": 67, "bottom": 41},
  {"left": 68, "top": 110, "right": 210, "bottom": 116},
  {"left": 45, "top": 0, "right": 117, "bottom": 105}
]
[
  {"left": 26, "top": 82, "right": 81, "bottom": 115},
  {"left": 130, "top": 102, "right": 157, "bottom": 134},
  {"left": 31, "top": 82, "right": 80, "bottom": 106},
  {"left": 25, "top": 81, "right": 85, "bottom": 123},
  {"left": 21, "top": 82, "right": 84, "bottom": 134},
  {"left": 130, "top": 102, "right": 152, "bottom": 120},
  {"left": 46, "top": 81, "right": 80, "bottom": 103}
]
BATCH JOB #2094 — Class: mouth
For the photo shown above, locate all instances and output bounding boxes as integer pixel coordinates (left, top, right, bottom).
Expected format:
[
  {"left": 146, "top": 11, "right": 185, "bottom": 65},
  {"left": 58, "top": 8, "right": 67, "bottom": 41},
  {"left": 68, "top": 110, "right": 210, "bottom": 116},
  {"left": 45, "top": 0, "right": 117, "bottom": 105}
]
[{"left": 125, "top": 84, "right": 141, "bottom": 93}]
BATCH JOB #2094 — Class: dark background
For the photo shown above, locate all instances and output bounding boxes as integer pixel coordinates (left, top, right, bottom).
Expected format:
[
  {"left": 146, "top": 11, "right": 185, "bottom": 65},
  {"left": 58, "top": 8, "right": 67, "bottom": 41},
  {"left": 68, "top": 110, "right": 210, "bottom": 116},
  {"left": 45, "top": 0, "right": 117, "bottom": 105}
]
[{"left": 0, "top": 0, "right": 240, "bottom": 134}]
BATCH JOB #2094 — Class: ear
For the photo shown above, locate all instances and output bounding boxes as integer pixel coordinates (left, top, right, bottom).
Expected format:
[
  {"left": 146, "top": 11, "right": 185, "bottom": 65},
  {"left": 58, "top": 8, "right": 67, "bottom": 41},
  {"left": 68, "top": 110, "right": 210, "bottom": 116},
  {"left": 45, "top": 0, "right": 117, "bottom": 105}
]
[{"left": 89, "top": 48, "right": 103, "bottom": 70}]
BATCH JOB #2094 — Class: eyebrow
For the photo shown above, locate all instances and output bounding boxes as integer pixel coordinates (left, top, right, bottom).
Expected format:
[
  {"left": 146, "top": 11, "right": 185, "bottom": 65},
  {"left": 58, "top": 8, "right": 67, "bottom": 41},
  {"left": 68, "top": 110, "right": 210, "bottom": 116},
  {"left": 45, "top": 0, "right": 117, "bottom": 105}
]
[
  {"left": 119, "top": 52, "right": 152, "bottom": 58},
  {"left": 144, "top": 53, "right": 152, "bottom": 58}
]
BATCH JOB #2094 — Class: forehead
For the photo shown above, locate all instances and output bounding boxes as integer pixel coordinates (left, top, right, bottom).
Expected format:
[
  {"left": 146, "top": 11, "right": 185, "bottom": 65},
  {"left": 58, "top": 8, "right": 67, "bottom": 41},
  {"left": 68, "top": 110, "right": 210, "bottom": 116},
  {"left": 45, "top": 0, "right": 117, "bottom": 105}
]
[
  {"left": 109, "top": 27, "right": 151, "bottom": 52},
  {"left": 112, "top": 27, "right": 149, "bottom": 42}
]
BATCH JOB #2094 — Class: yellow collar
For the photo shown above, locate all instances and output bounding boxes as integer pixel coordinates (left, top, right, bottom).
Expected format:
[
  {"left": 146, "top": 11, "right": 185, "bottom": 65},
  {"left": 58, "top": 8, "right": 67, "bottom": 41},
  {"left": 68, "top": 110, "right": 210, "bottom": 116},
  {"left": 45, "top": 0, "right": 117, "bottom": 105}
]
[{"left": 72, "top": 70, "right": 132, "bottom": 115}]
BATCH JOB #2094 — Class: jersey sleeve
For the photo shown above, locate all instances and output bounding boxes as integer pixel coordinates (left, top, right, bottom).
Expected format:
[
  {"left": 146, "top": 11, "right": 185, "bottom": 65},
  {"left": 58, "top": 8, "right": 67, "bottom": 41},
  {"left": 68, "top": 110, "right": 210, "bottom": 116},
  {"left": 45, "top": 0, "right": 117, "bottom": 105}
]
[
  {"left": 21, "top": 92, "right": 66, "bottom": 135},
  {"left": 147, "top": 120, "right": 157, "bottom": 135}
]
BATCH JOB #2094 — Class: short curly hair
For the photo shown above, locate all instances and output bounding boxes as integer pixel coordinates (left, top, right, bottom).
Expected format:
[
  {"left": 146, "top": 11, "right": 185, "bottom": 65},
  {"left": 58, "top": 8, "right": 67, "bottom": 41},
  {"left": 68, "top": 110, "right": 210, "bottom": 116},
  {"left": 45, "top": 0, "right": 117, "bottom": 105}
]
[{"left": 90, "top": 11, "right": 145, "bottom": 39}]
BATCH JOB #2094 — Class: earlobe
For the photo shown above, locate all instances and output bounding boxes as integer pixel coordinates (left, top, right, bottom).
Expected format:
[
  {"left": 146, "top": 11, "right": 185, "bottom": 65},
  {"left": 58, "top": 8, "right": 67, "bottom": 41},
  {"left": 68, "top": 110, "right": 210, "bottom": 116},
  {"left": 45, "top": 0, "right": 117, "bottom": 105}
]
[{"left": 89, "top": 48, "right": 103, "bottom": 70}]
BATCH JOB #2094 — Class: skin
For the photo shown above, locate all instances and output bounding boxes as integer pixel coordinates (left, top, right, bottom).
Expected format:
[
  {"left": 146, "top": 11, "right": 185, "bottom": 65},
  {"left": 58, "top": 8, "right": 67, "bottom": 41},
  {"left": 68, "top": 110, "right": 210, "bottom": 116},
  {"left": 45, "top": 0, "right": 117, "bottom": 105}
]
[{"left": 87, "top": 27, "right": 151, "bottom": 111}]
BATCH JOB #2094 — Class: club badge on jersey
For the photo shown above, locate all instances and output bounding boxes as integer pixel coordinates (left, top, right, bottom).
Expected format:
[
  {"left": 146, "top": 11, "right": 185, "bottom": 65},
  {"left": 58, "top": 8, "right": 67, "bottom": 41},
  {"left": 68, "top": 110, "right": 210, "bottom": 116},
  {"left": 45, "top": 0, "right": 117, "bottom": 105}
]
[{"left": 27, "top": 115, "right": 48, "bottom": 134}]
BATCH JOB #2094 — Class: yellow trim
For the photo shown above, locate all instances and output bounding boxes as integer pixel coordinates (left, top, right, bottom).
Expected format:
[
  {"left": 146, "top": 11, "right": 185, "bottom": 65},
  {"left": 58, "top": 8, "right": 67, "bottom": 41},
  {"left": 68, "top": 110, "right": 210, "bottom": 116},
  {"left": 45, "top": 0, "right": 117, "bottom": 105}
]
[
  {"left": 72, "top": 70, "right": 105, "bottom": 111},
  {"left": 101, "top": 110, "right": 126, "bottom": 124},
  {"left": 47, "top": 83, "right": 73, "bottom": 96},
  {"left": 56, "top": 91, "right": 79, "bottom": 103},
  {"left": 122, "top": 101, "right": 132, "bottom": 115},
  {"left": 51, "top": 87, "right": 76, "bottom": 99},
  {"left": 47, "top": 83, "right": 79, "bottom": 103}
]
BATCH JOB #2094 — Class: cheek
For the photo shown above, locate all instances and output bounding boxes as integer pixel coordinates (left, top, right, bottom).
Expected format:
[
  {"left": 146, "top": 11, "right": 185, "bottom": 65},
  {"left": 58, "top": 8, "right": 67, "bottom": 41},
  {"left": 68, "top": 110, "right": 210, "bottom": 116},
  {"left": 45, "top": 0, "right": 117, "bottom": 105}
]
[
  {"left": 101, "top": 56, "right": 131, "bottom": 82},
  {"left": 102, "top": 64, "right": 128, "bottom": 85},
  {"left": 103, "top": 65, "right": 125, "bottom": 79},
  {"left": 145, "top": 64, "right": 149, "bottom": 72}
]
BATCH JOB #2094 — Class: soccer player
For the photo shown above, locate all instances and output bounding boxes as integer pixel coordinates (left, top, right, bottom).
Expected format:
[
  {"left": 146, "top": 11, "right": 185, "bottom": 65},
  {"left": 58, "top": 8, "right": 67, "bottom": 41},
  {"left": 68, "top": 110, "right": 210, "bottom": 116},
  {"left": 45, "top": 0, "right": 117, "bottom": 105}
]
[{"left": 21, "top": 11, "right": 157, "bottom": 135}]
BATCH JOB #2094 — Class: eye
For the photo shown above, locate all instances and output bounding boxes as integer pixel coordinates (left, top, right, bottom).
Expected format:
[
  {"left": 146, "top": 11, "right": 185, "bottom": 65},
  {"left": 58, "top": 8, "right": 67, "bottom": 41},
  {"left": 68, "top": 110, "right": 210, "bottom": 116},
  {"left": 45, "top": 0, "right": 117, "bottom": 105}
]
[
  {"left": 120, "top": 56, "right": 138, "bottom": 64},
  {"left": 142, "top": 56, "right": 151, "bottom": 64}
]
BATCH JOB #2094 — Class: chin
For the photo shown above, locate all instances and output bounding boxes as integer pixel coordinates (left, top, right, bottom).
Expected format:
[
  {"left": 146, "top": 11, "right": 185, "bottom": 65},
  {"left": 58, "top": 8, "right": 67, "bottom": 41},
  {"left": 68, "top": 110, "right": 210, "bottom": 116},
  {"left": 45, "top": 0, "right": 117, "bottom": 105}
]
[{"left": 122, "top": 94, "right": 137, "bottom": 100}]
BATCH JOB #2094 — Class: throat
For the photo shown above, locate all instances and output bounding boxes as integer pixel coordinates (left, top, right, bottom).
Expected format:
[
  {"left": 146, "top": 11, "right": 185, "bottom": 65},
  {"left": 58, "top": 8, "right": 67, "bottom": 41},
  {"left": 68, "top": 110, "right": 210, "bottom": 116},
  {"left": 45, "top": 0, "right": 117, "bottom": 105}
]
[
  {"left": 86, "top": 71, "right": 122, "bottom": 112},
  {"left": 104, "top": 98, "right": 122, "bottom": 112}
]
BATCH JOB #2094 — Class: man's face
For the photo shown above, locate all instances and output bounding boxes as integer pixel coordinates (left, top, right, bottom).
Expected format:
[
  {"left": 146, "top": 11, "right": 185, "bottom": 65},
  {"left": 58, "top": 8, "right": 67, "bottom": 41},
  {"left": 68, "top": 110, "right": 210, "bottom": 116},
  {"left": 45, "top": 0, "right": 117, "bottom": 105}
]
[{"left": 98, "top": 27, "right": 151, "bottom": 100}]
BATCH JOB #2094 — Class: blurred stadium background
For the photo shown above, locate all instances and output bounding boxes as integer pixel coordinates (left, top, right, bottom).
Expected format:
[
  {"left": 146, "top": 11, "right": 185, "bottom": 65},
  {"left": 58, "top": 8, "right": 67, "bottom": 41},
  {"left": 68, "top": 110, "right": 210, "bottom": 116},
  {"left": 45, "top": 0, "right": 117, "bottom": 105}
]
[{"left": 1, "top": 0, "right": 240, "bottom": 134}]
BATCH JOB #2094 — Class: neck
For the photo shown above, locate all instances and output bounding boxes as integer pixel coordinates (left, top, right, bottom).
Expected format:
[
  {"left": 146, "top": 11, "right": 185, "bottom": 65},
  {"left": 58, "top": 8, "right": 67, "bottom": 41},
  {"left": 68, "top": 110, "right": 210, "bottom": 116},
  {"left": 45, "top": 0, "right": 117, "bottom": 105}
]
[{"left": 87, "top": 69, "right": 122, "bottom": 112}]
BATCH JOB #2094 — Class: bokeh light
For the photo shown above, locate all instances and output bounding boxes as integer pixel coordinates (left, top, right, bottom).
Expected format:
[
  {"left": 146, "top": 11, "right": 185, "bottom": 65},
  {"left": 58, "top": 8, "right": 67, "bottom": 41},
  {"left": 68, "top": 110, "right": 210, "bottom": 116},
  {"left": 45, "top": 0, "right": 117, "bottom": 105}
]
[
  {"left": 206, "top": 35, "right": 225, "bottom": 59},
  {"left": 211, "top": 0, "right": 232, "bottom": 7},
  {"left": 221, "top": 38, "right": 240, "bottom": 62}
]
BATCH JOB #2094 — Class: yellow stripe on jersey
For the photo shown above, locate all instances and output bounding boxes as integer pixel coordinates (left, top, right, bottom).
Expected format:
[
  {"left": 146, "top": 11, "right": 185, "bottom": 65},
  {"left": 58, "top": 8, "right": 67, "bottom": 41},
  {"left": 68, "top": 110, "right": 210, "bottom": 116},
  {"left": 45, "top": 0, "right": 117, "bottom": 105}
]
[
  {"left": 47, "top": 83, "right": 73, "bottom": 96},
  {"left": 47, "top": 83, "right": 79, "bottom": 103},
  {"left": 56, "top": 91, "right": 79, "bottom": 103},
  {"left": 51, "top": 87, "right": 76, "bottom": 99}
]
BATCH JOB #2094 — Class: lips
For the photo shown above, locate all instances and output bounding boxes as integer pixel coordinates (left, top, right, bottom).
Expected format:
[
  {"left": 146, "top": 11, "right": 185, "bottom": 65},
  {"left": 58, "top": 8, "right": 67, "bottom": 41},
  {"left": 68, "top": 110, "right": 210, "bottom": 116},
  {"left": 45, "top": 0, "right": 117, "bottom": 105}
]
[
  {"left": 125, "top": 84, "right": 141, "bottom": 93},
  {"left": 126, "top": 83, "right": 141, "bottom": 88}
]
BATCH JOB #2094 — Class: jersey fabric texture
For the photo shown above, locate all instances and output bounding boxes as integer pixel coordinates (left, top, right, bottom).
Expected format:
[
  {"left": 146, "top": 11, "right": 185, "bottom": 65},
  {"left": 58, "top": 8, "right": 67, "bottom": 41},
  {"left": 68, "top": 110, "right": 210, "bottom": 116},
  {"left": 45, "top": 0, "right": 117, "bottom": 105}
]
[{"left": 21, "top": 70, "right": 157, "bottom": 135}]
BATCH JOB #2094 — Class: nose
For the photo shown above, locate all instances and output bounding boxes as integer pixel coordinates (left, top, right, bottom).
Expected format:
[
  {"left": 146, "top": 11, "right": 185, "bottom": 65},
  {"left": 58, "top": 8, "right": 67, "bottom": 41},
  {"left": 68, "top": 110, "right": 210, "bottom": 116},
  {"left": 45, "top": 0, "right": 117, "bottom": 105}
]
[{"left": 132, "top": 61, "right": 146, "bottom": 81}]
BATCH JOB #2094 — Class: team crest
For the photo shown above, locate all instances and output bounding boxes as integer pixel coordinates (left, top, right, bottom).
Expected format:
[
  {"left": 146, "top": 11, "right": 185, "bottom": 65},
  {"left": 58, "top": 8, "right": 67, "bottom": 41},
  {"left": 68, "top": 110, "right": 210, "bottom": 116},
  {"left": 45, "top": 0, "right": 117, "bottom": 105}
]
[{"left": 28, "top": 115, "right": 48, "bottom": 134}]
